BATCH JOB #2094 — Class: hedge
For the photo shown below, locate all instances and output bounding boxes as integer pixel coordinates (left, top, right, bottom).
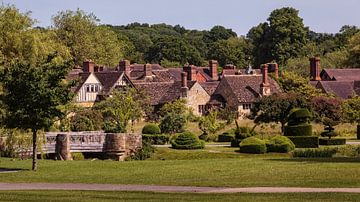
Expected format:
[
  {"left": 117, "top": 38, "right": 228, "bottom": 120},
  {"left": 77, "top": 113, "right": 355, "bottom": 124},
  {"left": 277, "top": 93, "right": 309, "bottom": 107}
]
[
  {"left": 171, "top": 132, "right": 205, "bottom": 150},
  {"left": 287, "top": 136, "right": 319, "bottom": 148},
  {"left": 239, "top": 137, "right": 266, "bottom": 154},
  {"left": 142, "top": 134, "right": 169, "bottom": 145},
  {"left": 284, "top": 124, "right": 312, "bottom": 136},
  {"left": 230, "top": 139, "right": 241, "bottom": 147},
  {"left": 142, "top": 124, "right": 161, "bottom": 135},
  {"left": 357, "top": 125, "right": 360, "bottom": 140},
  {"left": 319, "top": 138, "right": 346, "bottom": 146},
  {"left": 266, "top": 135, "right": 295, "bottom": 153},
  {"left": 217, "top": 133, "right": 234, "bottom": 142},
  {"left": 292, "top": 147, "right": 337, "bottom": 158}
]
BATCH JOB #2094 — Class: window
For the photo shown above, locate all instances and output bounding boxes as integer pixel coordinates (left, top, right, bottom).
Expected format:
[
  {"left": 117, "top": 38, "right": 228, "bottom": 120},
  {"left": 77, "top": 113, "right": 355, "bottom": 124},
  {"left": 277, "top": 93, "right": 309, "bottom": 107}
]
[
  {"left": 86, "top": 84, "right": 100, "bottom": 93},
  {"left": 198, "top": 105, "right": 206, "bottom": 114},
  {"left": 242, "top": 103, "right": 252, "bottom": 110}
]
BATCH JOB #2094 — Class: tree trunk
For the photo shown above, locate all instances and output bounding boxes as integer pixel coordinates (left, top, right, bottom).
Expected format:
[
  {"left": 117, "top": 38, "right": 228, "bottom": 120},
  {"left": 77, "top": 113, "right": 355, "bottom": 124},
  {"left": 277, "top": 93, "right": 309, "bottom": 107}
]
[
  {"left": 281, "top": 122, "right": 285, "bottom": 134},
  {"left": 32, "top": 129, "right": 37, "bottom": 171}
]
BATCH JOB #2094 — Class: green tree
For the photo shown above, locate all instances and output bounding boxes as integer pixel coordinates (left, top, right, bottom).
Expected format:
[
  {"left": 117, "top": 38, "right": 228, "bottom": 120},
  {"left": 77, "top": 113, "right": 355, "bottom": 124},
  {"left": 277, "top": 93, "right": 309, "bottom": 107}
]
[
  {"left": 0, "top": 60, "right": 75, "bottom": 170},
  {"left": 96, "top": 88, "right": 148, "bottom": 133},
  {"left": 53, "top": 9, "right": 128, "bottom": 66},
  {"left": 204, "top": 25, "right": 237, "bottom": 43},
  {"left": 278, "top": 71, "right": 323, "bottom": 97},
  {"left": 198, "top": 110, "right": 222, "bottom": 137},
  {"left": 158, "top": 99, "right": 188, "bottom": 117},
  {"left": 251, "top": 93, "right": 310, "bottom": 133},
  {"left": 208, "top": 37, "right": 250, "bottom": 67},
  {"left": 342, "top": 96, "right": 360, "bottom": 139},
  {"left": 159, "top": 112, "right": 186, "bottom": 134},
  {"left": 347, "top": 32, "right": 360, "bottom": 67}
]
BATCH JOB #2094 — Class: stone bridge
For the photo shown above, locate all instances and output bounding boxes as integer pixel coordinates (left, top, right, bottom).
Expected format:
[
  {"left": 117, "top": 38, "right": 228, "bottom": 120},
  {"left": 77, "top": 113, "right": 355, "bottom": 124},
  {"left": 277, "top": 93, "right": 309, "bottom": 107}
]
[{"left": 44, "top": 132, "right": 142, "bottom": 161}]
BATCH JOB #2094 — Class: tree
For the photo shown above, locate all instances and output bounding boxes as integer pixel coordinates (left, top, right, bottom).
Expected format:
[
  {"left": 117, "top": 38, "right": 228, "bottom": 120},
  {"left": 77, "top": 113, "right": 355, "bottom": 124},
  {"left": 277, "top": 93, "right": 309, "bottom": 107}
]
[
  {"left": 53, "top": 9, "right": 129, "bottom": 66},
  {"left": 342, "top": 96, "right": 360, "bottom": 139},
  {"left": 208, "top": 37, "right": 250, "bottom": 67},
  {"left": 158, "top": 99, "right": 188, "bottom": 118},
  {"left": 159, "top": 112, "right": 186, "bottom": 134},
  {"left": 251, "top": 93, "right": 310, "bottom": 133},
  {"left": 347, "top": 32, "right": 360, "bottom": 67},
  {"left": 96, "top": 88, "right": 148, "bottom": 133},
  {"left": 198, "top": 110, "right": 222, "bottom": 137},
  {"left": 204, "top": 25, "right": 237, "bottom": 44},
  {"left": 278, "top": 71, "right": 323, "bottom": 97},
  {"left": 0, "top": 60, "right": 74, "bottom": 170}
]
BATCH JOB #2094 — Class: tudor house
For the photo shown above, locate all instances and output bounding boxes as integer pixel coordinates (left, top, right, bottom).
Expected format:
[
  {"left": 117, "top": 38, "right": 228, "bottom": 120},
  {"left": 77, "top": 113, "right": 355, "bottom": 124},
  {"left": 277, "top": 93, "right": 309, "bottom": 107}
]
[
  {"left": 309, "top": 57, "right": 360, "bottom": 99},
  {"left": 68, "top": 59, "right": 281, "bottom": 115}
]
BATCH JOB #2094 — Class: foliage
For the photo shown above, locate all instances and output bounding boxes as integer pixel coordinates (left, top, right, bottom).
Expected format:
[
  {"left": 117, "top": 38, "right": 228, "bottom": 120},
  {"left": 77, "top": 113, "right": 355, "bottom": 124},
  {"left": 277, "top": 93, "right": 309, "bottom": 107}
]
[
  {"left": 1, "top": 129, "right": 33, "bottom": 158},
  {"left": 347, "top": 32, "right": 360, "bottom": 67},
  {"left": 70, "top": 108, "right": 103, "bottom": 131},
  {"left": 159, "top": 113, "right": 186, "bottom": 134},
  {"left": 158, "top": 99, "right": 187, "bottom": 117},
  {"left": 284, "top": 124, "right": 313, "bottom": 136},
  {"left": 217, "top": 106, "right": 238, "bottom": 124},
  {"left": 142, "top": 123, "right": 161, "bottom": 135},
  {"left": 287, "top": 136, "right": 319, "bottom": 148},
  {"left": 142, "top": 134, "right": 169, "bottom": 145},
  {"left": 71, "top": 152, "right": 85, "bottom": 160},
  {"left": 53, "top": 9, "right": 129, "bottom": 66},
  {"left": 217, "top": 132, "right": 234, "bottom": 142},
  {"left": 292, "top": 147, "right": 337, "bottom": 158},
  {"left": 319, "top": 138, "right": 346, "bottom": 146},
  {"left": 239, "top": 137, "right": 267, "bottom": 154},
  {"left": 1, "top": 60, "right": 74, "bottom": 170},
  {"left": 170, "top": 131, "right": 205, "bottom": 150},
  {"left": 342, "top": 96, "right": 360, "bottom": 124},
  {"left": 311, "top": 96, "right": 343, "bottom": 129},
  {"left": 204, "top": 25, "right": 237, "bottom": 44},
  {"left": 198, "top": 110, "right": 222, "bottom": 137},
  {"left": 251, "top": 93, "right": 310, "bottom": 133},
  {"left": 278, "top": 71, "right": 323, "bottom": 97},
  {"left": 266, "top": 135, "right": 295, "bottom": 153},
  {"left": 127, "top": 140, "right": 155, "bottom": 160},
  {"left": 96, "top": 88, "right": 148, "bottom": 133}
]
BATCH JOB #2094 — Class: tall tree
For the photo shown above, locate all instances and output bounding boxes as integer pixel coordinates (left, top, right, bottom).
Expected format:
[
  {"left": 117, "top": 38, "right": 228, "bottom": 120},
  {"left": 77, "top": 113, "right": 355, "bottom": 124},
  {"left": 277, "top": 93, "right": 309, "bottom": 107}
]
[
  {"left": 0, "top": 60, "right": 74, "bottom": 170},
  {"left": 342, "top": 96, "right": 360, "bottom": 139},
  {"left": 205, "top": 25, "right": 237, "bottom": 43},
  {"left": 347, "top": 32, "right": 360, "bottom": 67}
]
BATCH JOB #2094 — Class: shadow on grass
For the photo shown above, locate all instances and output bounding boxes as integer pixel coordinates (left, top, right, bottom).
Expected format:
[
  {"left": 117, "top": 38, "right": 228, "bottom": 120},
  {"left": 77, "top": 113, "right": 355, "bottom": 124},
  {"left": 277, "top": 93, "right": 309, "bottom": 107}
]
[
  {"left": 0, "top": 167, "right": 28, "bottom": 172},
  {"left": 266, "top": 157, "right": 360, "bottom": 163}
]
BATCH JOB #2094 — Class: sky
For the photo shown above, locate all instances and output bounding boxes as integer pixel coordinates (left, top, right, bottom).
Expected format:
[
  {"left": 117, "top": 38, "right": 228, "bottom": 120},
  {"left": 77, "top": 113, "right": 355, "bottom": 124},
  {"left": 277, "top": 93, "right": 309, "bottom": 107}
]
[{"left": 1, "top": 0, "right": 360, "bottom": 35}]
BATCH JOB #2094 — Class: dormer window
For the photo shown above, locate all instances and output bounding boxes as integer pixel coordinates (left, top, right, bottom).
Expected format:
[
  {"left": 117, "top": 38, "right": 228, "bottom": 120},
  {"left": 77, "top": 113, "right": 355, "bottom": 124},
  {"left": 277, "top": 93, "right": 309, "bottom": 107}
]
[{"left": 86, "top": 84, "right": 100, "bottom": 93}]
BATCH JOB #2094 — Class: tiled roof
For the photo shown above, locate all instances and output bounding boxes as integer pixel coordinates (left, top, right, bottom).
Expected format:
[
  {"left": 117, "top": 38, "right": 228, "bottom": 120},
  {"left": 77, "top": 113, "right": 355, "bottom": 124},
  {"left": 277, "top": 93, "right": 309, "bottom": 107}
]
[
  {"left": 216, "top": 75, "right": 281, "bottom": 103},
  {"left": 317, "top": 81, "right": 355, "bottom": 99},
  {"left": 322, "top": 68, "right": 360, "bottom": 81},
  {"left": 199, "top": 81, "right": 219, "bottom": 95},
  {"left": 94, "top": 71, "right": 122, "bottom": 94}
]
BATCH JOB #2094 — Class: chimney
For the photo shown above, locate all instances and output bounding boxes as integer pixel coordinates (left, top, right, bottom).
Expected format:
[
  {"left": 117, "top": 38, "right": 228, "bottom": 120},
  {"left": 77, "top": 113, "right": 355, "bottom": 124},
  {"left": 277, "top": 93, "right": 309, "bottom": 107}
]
[
  {"left": 260, "top": 64, "right": 271, "bottom": 96},
  {"left": 119, "top": 59, "right": 130, "bottom": 76},
  {"left": 183, "top": 65, "right": 197, "bottom": 81},
  {"left": 268, "top": 63, "right": 279, "bottom": 80},
  {"left": 224, "top": 64, "right": 236, "bottom": 69},
  {"left": 144, "top": 63, "right": 152, "bottom": 77},
  {"left": 209, "top": 60, "right": 219, "bottom": 81},
  {"left": 181, "top": 71, "right": 189, "bottom": 97},
  {"left": 83, "top": 60, "right": 95, "bottom": 73},
  {"left": 310, "top": 57, "right": 321, "bottom": 81}
]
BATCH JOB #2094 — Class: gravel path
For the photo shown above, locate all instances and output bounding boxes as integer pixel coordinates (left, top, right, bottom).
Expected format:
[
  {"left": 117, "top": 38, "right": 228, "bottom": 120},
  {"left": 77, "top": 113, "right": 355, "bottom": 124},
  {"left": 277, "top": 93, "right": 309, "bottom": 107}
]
[{"left": 0, "top": 183, "right": 359, "bottom": 193}]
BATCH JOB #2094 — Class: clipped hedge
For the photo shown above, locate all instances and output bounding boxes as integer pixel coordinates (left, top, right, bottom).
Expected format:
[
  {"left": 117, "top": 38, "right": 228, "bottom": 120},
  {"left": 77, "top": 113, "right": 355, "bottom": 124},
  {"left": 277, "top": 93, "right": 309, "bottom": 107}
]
[
  {"left": 239, "top": 137, "right": 266, "bottom": 154},
  {"left": 292, "top": 147, "right": 337, "bottom": 158},
  {"left": 319, "top": 138, "right": 346, "bottom": 146},
  {"left": 171, "top": 132, "right": 205, "bottom": 150},
  {"left": 266, "top": 135, "right": 295, "bottom": 153},
  {"left": 284, "top": 124, "right": 312, "bottom": 136},
  {"left": 217, "top": 133, "right": 234, "bottom": 142},
  {"left": 142, "top": 123, "right": 161, "bottom": 135},
  {"left": 230, "top": 139, "right": 241, "bottom": 147},
  {"left": 142, "top": 134, "right": 169, "bottom": 145},
  {"left": 287, "top": 136, "right": 319, "bottom": 148},
  {"left": 71, "top": 152, "right": 85, "bottom": 160}
]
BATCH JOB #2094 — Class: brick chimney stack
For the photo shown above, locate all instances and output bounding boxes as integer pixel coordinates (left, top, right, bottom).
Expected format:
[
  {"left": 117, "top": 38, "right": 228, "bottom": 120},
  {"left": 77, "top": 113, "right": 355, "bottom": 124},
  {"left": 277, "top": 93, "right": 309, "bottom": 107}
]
[
  {"left": 144, "top": 63, "right": 152, "bottom": 77},
  {"left": 119, "top": 60, "right": 130, "bottom": 76},
  {"left": 181, "top": 71, "right": 188, "bottom": 97},
  {"left": 310, "top": 57, "right": 321, "bottom": 81},
  {"left": 209, "top": 60, "right": 219, "bottom": 81},
  {"left": 83, "top": 60, "right": 95, "bottom": 73},
  {"left": 268, "top": 62, "right": 279, "bottom": 80},
  {"left": 183, "top": 65, "right": 197, "bottom": 81},
  {"left": 260, "top": 64, "right": 271, "bottom": 96}
]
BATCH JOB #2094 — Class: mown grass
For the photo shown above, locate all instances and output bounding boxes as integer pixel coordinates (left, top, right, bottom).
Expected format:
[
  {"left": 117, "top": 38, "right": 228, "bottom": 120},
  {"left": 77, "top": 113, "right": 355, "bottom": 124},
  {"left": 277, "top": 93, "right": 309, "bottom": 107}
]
[
  {"left": 0, "top": 191, "right": 359, "bottom": 202},
  {"left": 0, "top": 146, "right": 359, "bottom": 188}
]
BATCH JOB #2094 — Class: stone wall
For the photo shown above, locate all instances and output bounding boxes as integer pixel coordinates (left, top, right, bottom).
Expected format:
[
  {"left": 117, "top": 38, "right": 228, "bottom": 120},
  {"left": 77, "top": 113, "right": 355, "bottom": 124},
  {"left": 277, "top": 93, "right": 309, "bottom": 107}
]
[{"left": 186, "top": 82, "right": 211, "bottom": 116}]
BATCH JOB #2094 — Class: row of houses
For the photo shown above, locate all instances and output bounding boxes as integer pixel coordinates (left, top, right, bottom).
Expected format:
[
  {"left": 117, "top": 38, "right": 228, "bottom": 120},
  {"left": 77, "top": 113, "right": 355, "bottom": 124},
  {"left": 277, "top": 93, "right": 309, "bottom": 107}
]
[
  {"left": 68, "top": 57, "right": 360, "bottom": 116},
  {"left": 67, "top": 60, "right": 281, "bottom": 116}
]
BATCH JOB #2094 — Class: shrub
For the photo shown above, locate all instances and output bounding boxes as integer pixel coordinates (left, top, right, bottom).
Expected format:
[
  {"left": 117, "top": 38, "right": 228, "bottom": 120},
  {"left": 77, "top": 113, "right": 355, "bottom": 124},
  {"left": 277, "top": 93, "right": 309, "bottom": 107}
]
[
  {"left": 71, "top": 152, "right": 85, "bottom": 160},
  {"left": 239, "top": 137, "right": 267, "bottom": 154},
  {"left": 266, "top": 135, "right": 295, "bottom": 153},
  {"left": 171, "top": 132, "right": 205, "bottom": 150},
  {"left": 287, "top": 136, "right": 319, "bottom": 148},
  {"left": 142, "top": 123, "right": 161, "bottom": 135},
  {"left": 284, "top": 124, "right": 312, "bottom": 136},
  {"left": 335, "top": 145, "right": 360, "bottom": 157},
  {"left": 319, "top": 138, "right": 346, "bottom": 145},
  {"left": 142, "top": 134, "right": 169, "bottom": 145},
  {"left": 128, "top": 141, "right": 155, "bottom": 160},
  {"left": 292, "top": 147, "right": 337, "bottom": 158},
  {"left": 159, "top": 113, "right": 186, "bottom": 134},
  {"left": 217, "top": 132, "right": 234, "bottom": 142},
  {"left": 198, "top": 132, "right": 208, "bottom": 141},
  {"left": 70, "top": 109, "right": 103, "bottom": 131},
  {"left": 230, "top": 139, "right": 241, "bottom": 147}
]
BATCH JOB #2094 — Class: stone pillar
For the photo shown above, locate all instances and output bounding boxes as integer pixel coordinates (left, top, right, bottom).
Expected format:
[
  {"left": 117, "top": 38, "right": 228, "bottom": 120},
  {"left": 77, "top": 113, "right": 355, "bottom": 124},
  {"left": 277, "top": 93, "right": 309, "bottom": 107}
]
[
  {"left": 55, "top": 134, "right": 72, "bottom": 160},
  {"left": 104, "top": 133, "right": 126, "bottom": 161},
  {"left": 124, "top": 134, "right": 142, "bottom": 157}
]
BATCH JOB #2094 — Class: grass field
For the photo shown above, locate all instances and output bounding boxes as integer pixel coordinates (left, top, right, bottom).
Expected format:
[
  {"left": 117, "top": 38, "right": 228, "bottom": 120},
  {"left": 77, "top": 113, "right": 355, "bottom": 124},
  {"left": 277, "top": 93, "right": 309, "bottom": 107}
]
[
  {"left": 0, "top": 146, "right": 359, "bottom": 188},
  {"left": 0, "top": 191, "right": 359, "bottom": 202}
]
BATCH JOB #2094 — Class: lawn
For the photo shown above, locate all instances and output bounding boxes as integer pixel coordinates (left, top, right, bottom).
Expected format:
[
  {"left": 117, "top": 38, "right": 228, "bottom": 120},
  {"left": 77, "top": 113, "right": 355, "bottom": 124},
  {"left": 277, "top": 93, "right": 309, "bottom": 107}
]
[
  {"left": 0, "top": 191, "right": 359, "bottom": 202},
  {"left": 0, "top": 146, "right": 359, "bottom": 188}
]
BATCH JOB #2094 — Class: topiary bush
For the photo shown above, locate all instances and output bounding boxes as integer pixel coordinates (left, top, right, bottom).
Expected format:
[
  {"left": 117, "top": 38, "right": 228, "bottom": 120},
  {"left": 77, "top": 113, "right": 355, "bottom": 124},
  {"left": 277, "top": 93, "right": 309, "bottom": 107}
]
[
  {"left": 319, "top": 138, "right": 346, "bottom": 145},
  {"left": 292, "top": 147, "right": 337, "bottom": 158},
  {"left": 239, "top": 137, "right": 267, "bottom": 154},
  {"left": 266, "top": 135, "right": 295, "bottom": 153},
  {"left": 287, "top": 136, "right": 319, "bottom": 148},
  {"left": 217, "top": 131, "right": 235, "bottom": 142},
  {"left": 142, "top": 123, "right": 161, "bottom": 135},
  {"left": 171, "top": 132, "right": 205, "bottom": 150},
  {"left": 142, "top": 134, "right": 169, "bottom": 145},
  {"left": 284, "top": 124, "right": 312, "bottom": 136},
  {"left": 71, "top": 152, "right": 85, "bottom": 160},
  {"left": 284, "top": 108, "right": 313, "bottom": 136}
]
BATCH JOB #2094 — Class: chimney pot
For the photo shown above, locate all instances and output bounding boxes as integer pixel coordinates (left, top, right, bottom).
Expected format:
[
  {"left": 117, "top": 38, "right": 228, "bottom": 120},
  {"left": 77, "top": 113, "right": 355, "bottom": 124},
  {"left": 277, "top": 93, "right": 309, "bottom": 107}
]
[
  {"left": 144, "top": 63, "right": 152, "bottom": 77},
  {"left": 83, "top": 60, "right": 95, "bottom": 73},
  {"left": 183, "top": 65, "right": 197, "bottom": 81},
  {"left": 310, "top": 57, "right": 321, "bottom": 81},
  {"left": 119, "top": 59, "right": 130, "bottom": 76},
  {"left": 209, "top": 60, "right": 219, "bottom": 81}
]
